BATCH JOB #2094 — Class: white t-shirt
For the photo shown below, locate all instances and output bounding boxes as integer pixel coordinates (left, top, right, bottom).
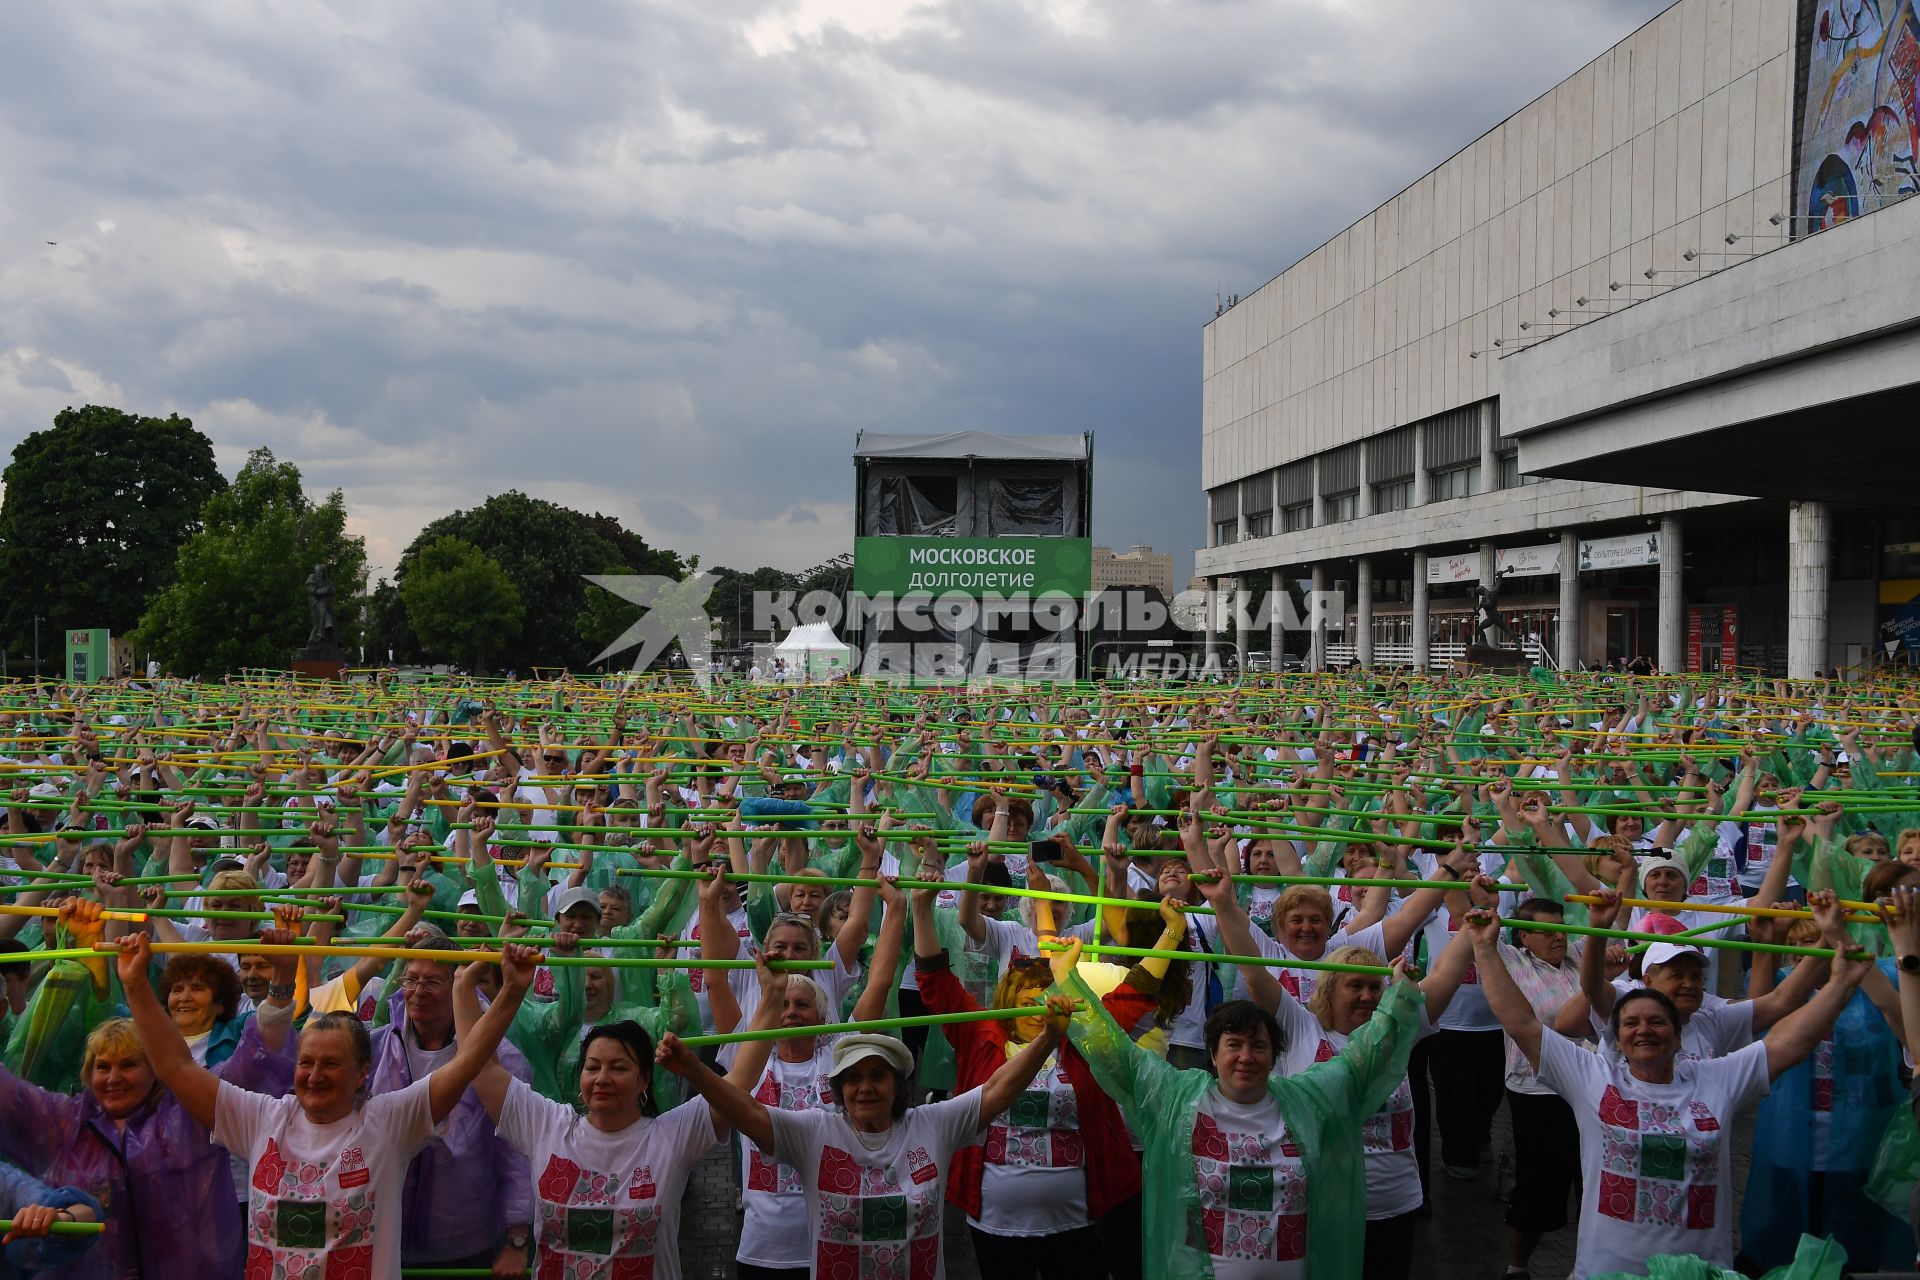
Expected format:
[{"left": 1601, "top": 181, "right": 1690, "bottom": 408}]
[
  {"left": 496, "top": 1077, "right": 718, "bottom": 1280},
  {"left": 739, "top": 1041, "right": 841, "bottom": 1269},
  {"left": 213, "top": 1076, "right": 438, "bottom": 1280},
  {"left": 966, "top": 915, "right": 1096, "bottom": 975},
  {"left": 1270, "top": 995, "right": 1428, "bottom": 1219},
  {"left": 1537, "top": 1032, "right": 1771, "bottom": 1279},
  {"left": 1239, "top": 918, "right": 1390, "bottom": 1007},
  {"left": 681, "top": 906, "right": 752, "bottom": 1030},
  {"left": 972, "top": 1050, "right": 1090, "bottom": 1237},
  {"left": 1190, "top": 1091, "right": 1309, "bottom": 1279},
  {"left": 766, "top": 1086, "right": 987, "bottom": 1280},
  {"left": 720, "top": 945, "right": 860, "bottom": 1069}
]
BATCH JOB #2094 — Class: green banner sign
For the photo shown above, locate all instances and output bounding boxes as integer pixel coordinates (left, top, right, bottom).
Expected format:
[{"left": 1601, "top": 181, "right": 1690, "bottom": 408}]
[{"left": 854, "top": 537, "right": 1092, "bottom": 597}]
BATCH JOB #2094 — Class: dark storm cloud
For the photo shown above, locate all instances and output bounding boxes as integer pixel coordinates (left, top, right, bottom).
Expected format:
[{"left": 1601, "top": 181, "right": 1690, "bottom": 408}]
[{"left": 0, "top": 0, "right": 1672, "bottom": 581}]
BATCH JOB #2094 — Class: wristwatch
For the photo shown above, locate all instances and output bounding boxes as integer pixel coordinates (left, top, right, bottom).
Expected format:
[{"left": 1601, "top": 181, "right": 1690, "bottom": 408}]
[
  {"left": 1899, "top": 955, "right": 1920, "bottom": 975},
  {"left": 507, "top": 1227, "right": 531, "bottom": 1251}
]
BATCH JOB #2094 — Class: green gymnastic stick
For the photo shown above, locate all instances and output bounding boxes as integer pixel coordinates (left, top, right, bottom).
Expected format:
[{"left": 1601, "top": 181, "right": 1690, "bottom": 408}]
[
  {"left": 1037, "top": 940, "right": 1392, "bottom": 975},
  {"left": 0, "top": 1219, "right": 104, "bottom": 1236},
  {"left": 1504, "top": 916, "right": 1873, "bottom": 960},
  {"left": 677, "top": 1003, "right": 1067, "bottom": 1047},
  {"left": 624, "top": 865, "right": 1211, "bottom": 915}
]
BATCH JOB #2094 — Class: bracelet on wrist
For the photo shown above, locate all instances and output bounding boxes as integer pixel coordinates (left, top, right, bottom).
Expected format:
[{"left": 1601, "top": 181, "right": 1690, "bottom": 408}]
[{"left": 268, "top": 982, "right": 296, "bottom": 1000}]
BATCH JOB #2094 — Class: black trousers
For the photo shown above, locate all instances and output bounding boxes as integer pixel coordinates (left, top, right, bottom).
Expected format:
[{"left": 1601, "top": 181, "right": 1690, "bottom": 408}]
[
  {"left": 1411, "top": 1028, "right": 1506, "bottom": 1169},
  {"left": 968, "top": 1224, "right": 1108, "bottom": 1279},
  {"left": 1093, "top": 1192, "right": 1144, "bottom": 1280},
  {"left": 736, "top": 1266, "right": 809, "bottom": 1280},
  {"left": 1362, "top": 1211, "right": 1419, "bottom": 1280},
  {"left": 1504, "top": 1088, "right": 1580, "bottom": 1235}
]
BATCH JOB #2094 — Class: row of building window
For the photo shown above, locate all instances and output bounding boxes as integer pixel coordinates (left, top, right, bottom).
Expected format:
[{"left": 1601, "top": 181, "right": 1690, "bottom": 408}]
[{"left": 1214, "top": 456, "right": 1538, "bottom": 545}]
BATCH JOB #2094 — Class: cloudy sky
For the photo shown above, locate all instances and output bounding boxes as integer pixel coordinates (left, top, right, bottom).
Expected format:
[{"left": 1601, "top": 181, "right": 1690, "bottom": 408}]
[{"left": 0, "top": 0, "right": 1671, "bottom": 586}]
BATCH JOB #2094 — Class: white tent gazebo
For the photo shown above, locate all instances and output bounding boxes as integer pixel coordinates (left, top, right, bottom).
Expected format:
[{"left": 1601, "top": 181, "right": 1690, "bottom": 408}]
[{"left": 771, "top": 622, "right": 853, "bottom": 682}]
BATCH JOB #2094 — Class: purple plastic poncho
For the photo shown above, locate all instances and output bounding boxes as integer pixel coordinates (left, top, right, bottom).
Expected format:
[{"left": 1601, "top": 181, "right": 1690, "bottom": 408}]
[
  {"left": 368, "top": 992, "right": 533, "bottom": 1264},
  {"left": 0, "top": 1016, "right": 292, "bottom": 1280}
]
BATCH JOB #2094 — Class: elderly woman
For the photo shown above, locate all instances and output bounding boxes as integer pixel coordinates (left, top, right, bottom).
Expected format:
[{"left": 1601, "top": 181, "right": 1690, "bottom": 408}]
[
  {"left": 0, "top": 936, "right": 299, "bottom": 1277},
  {"left": 1199, "top": 869, "right": 1475, "bottom": 1280},
  {"left": 117, "top": 933, "right": 536, "bottom": 1280},
  {"left": 664, "top": 966, "right": 1075, "bottom": 1280},
  {"left": 453, "top": 953, "right": 785, "bottom": 1279},
  {"left": 710, "top": 876, "right": 907, "bottom": 1278},
  {"left": 1470, "top": 900, "right": 1870, "bottom": 1279}
]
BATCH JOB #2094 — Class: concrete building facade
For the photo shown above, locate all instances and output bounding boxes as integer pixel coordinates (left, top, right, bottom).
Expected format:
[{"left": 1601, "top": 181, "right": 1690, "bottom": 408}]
[{"left": 1196, "top": 0, "right": 1920, "bottom": 677}]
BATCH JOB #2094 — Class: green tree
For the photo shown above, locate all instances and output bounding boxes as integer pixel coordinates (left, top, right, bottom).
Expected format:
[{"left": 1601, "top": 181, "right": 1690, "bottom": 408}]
[
  {"left": 0, "top": 405, "right": 226, "bottom": 663},
  {"left": 396, "top": 493, "right": 685, "bottom": 670},
  {"left": 133, "top": 449, "right": 367, "bottom": 675},
  {"left": 400, "top": 537, "right": 522, "bottom": 672}
]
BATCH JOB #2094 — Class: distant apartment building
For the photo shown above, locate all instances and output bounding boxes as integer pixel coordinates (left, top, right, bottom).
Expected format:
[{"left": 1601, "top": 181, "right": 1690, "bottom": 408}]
[{"left": 1092, "top": 545, "right": 1175, "bottom": 598}]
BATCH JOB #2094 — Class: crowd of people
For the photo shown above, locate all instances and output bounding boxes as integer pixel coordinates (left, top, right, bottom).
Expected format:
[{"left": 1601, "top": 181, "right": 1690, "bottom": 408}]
[{"left": 1, "top": 668, "right": 1918, "bottom": 1280}]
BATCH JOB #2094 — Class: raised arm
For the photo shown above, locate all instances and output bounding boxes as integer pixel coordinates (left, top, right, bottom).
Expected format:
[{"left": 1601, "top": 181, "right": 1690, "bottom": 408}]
[
  {"left": 428, "top": 944, "right": 539, "bottom": 1125},
  {"left": 1462, "top": 907, "right": 1544, "bottom": 1069}
]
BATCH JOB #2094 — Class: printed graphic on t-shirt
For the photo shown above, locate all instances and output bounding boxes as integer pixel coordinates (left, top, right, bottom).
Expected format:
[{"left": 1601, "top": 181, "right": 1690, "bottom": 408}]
[
  {"left": 531, "top": 1153, "right": 662, "bottom": 1279},
  {"left": 748, "top": 1071, "right": 834, "bottom": 1193},
  {"left": 982, "top": 1062, "right": 1083, "bottom": 1169},
  {"left": 1690, "top": 855, "right": 1735, "bottom": 901},
  {"left": 1188, "top": 1112, "right": 1308, "bottom": 1264},
  {"left": 1594, "top": 1086, "right": 1722, "bottom": 1230},
  {"left": 1811, "top": 1037, "right": 1834, "bottom": 1112},
  {"left": 245, "top": 1136, "right": 374, "bottom": 1280},
  {"left": 812, "top": 1144, "right": 943, "bottom": 1279}
]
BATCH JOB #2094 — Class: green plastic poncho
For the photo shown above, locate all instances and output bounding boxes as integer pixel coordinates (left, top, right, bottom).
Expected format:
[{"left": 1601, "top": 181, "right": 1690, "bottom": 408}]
[{"left": 1055, "top": 968, "right": 1424, "bottom": 1280}]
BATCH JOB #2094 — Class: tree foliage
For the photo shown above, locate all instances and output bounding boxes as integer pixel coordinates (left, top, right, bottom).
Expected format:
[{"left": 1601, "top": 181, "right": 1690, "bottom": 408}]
[
  {"left": 133, "top": 449, "right": 367, "bottom": 675},
  {"left": 401, "top": 537, "right": 523, "bottom": 672},
  {"left": 395, "top": 492, "right": 684, "bottom": 671},
  {"left": 0, "top": 404, "right": 226, "bottom": 655}
]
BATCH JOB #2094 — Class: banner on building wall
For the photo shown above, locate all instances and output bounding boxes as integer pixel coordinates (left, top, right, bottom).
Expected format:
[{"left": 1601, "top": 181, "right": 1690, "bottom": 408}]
[
  {"left": 1577, "top": 530, "right": 1661, "bottom": 573},
  {"left": 1425, "top": 554, "right": 1480, "bottom": 584},
  {"left": 1496, "top": 543, "right": 1561, "bottom": 578},
  {"left": 1794, "top": 1, "right": 1919, "bottom": 234},
  {"left": 1687, "top": 607, "right": 1704, "bottom": 673},
  {"left": 1720, "top": 606, "right": 1740, "bottom": 668}
]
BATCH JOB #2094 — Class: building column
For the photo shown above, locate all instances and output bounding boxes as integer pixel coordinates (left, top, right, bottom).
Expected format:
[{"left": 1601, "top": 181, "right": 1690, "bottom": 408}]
[
  {"left": 1203, "top": 575, "right": 1219, "bottom": 664},
  {"left": 1478, "top": 401, "right": 1498, "bottom": 491},
  {"left": 1269, "top": 567, "right": 1285, "bottom": 669},
  {"left": 1233, "top": 576, "right": 1250, "bottom": 673},
  {"left": 1309, "top": 564, "right": 1328, "bottom": 672},
  {"left": 1558, "top": 531, "right": 1581, "bottom": 670},
  {"left": 1412, "top": 424, "right": 1430, "bottom": 507},
  {"left": 1355, "top": 558, "right": 1374, "bottom": 669},
  {"left": 1788, "top": 501, "right": 1832, "bottom": 679},
  {"left": 1479, "top": 542, "right": 1497, "bottom": 591},
  {"left": 1658, "top": 517, "right": 1684, "bottom": 673},
  {"left": 1411, "top": 553, "right": 1431, "bottom": 671}
]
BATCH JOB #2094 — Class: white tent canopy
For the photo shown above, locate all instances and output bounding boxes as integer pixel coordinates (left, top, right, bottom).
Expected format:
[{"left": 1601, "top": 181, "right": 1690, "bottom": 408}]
[
  {"left": 774, "top": 622, "right": 850, "bottom": 654},
  {"left": 769, "top": 622, "right": 852, "bottom": 681}
]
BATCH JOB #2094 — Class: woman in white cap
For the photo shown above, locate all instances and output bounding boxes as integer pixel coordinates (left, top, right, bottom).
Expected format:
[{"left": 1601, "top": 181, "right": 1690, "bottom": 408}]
[
  {"left": 1578, "top": 886, "right": 1827, "bottom": 1063},
  {"left": 1470, "top": 896, "right": 1871, "bottom": 1280},
  {"left": 660, "top": 950, "right": 1077, "bottom": 1280}
]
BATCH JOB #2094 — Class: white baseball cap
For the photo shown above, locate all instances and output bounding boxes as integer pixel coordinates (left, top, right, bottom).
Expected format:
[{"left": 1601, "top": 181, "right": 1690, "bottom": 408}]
[{"left": 830, "top": 1032, "right": 913, "bottom": 1079}]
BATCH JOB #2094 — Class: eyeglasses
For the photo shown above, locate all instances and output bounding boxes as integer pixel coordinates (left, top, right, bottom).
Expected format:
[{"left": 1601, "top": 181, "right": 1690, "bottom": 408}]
[{"left": 398, "top": 976, "right": 449, "bottom": 992}]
